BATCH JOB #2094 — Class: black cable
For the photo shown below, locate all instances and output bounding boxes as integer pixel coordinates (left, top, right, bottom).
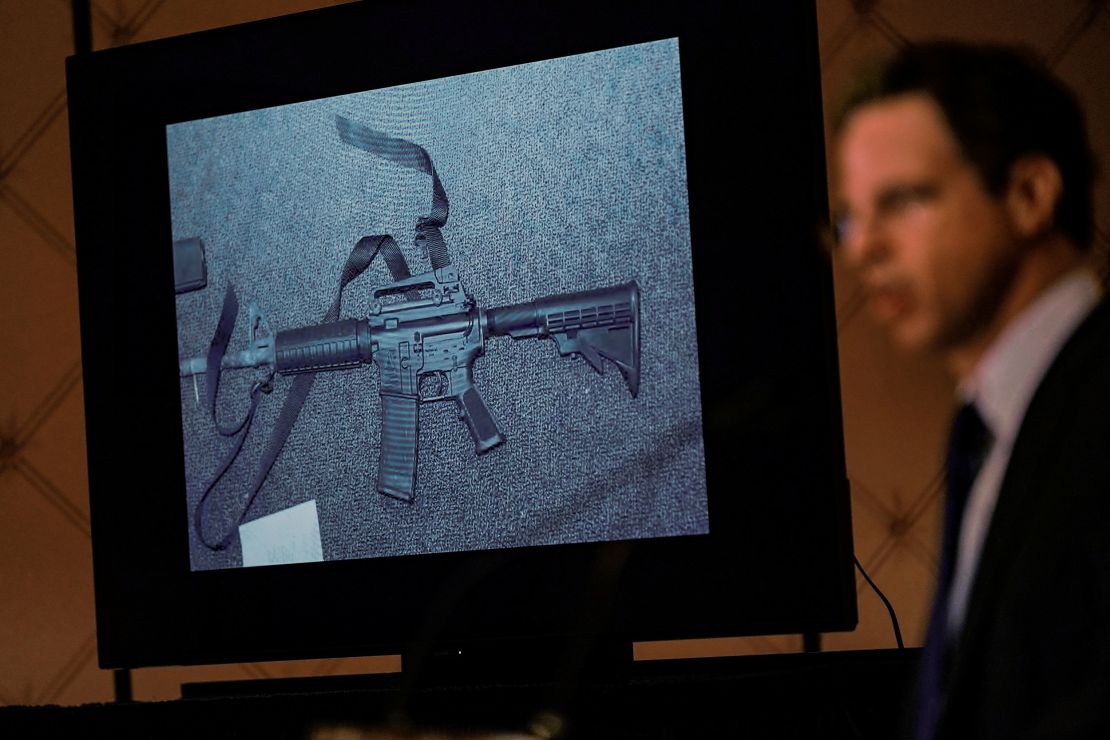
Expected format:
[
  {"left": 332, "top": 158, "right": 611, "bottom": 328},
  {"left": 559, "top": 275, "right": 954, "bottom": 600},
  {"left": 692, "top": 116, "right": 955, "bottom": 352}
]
[{"left": 854, "top": 555, "right": 905, "bottom": 649}]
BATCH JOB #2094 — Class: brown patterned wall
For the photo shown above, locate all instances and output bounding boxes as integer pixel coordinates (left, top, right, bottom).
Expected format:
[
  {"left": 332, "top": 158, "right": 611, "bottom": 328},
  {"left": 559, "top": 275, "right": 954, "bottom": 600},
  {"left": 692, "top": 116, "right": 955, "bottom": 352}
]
[{"left": 1, "top": 0, "right": 1107, "bottom": 705}]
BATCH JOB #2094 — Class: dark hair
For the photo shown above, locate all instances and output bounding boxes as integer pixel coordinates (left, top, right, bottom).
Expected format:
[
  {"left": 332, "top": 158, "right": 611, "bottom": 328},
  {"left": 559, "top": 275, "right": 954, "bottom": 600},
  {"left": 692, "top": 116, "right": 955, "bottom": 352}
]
[{"left": 836, "top": 41, "right": 1096, "bottom": 249}]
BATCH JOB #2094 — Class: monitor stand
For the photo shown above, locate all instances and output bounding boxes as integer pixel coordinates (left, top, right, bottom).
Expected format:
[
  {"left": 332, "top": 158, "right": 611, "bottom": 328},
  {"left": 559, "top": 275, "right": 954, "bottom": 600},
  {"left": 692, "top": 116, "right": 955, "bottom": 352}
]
[
  {"left": 403, "top": 636, "right": 633, "bottom": 687},
  {"left": 180, "top": 638, "right": 633, "bottom": 701}
]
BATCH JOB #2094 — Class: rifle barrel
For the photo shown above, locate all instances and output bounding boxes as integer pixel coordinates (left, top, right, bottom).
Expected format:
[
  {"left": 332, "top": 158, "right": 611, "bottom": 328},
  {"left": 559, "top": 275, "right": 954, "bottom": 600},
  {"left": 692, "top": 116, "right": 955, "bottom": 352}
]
[{"left": 178, "top": 346, "right": 276, "bottom": 377}]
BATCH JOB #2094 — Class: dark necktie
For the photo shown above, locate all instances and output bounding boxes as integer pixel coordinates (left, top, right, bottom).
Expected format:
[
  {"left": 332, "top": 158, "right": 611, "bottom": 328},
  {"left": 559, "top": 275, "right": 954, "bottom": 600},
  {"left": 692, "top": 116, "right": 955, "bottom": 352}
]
[{"left": 915, "top": 402, "right": 992, "bottom": 740}]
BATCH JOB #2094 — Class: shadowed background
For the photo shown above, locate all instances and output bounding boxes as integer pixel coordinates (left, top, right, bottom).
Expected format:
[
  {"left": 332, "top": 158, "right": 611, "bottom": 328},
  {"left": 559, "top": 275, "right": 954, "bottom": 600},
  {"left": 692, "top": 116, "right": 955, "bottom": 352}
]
[{"left": 1, "top": 0, "right": 1108, "bottom": 705}]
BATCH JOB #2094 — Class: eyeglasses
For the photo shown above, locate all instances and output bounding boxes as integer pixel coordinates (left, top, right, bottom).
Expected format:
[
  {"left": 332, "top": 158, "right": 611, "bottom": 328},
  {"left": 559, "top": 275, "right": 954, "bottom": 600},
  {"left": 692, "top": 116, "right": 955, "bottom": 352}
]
[{"left": 828, "top": 182, "right": 941, "bottom": 251}]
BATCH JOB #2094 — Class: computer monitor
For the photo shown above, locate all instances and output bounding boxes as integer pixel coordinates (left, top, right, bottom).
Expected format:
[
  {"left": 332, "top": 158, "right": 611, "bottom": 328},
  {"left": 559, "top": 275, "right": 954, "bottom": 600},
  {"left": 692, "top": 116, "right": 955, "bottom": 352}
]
[{"left": 67, "top": 0, "right": 854, "bottom": 670}]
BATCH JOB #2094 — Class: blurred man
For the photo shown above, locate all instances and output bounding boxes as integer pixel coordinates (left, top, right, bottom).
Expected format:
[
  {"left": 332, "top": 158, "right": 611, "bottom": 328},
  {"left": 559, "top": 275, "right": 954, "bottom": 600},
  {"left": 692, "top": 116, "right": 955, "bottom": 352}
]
[{"left": 834, "top": 42, "right": 1110, "bottom": 739}]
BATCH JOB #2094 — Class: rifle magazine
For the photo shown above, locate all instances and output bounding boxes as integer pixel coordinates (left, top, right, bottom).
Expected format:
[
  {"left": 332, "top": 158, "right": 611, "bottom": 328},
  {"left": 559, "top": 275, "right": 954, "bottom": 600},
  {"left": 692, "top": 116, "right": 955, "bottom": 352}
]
[{"left": 377, "top": 392, "right": 419, "bottom": 502}]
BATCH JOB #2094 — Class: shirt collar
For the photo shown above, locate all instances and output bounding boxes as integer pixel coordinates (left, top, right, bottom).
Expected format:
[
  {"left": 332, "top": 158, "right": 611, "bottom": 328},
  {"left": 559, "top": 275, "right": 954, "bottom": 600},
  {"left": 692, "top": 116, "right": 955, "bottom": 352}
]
[{"left": 959, "top": 268, "right": 1101, "bottom": 445}]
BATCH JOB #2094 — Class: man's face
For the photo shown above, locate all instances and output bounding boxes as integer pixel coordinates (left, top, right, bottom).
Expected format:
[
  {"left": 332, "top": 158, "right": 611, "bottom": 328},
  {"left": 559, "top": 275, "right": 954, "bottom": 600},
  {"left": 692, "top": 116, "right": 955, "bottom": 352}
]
[{"left": 836, "top": 93, "right": 1022, "bottom": 356}]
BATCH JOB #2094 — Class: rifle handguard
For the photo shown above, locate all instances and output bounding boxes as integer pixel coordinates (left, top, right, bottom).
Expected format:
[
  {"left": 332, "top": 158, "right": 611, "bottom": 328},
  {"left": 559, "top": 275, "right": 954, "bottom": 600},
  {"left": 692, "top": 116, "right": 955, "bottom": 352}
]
[{"left": 274, "top": 318, "right": 373, "bottom": 374}]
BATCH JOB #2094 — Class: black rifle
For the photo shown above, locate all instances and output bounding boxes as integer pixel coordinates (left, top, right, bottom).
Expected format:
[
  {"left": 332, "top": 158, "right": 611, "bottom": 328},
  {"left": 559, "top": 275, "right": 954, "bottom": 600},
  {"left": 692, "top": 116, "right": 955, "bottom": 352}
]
[{"left": 180, "top": 270, "right": 640, "bottom": 502}]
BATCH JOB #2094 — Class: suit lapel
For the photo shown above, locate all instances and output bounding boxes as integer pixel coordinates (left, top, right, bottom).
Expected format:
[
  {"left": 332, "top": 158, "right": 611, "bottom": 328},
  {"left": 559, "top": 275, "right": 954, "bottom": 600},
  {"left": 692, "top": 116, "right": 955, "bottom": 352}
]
[{"left": 943, "top": 298, "right": 1110, "bottom": 708}]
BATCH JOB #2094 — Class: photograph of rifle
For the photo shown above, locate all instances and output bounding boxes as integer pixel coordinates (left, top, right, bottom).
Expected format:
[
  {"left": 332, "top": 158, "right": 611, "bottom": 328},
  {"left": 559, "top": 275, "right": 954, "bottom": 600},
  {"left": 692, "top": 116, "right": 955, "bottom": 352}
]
[{"left": 170, "top": 39, "right": 707, "bottom": 569}]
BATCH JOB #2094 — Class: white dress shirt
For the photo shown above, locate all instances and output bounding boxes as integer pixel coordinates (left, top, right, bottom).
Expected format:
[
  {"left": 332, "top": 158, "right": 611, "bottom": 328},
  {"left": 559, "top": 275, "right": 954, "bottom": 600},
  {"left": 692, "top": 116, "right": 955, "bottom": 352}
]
[{"left": 946, "top": 268, "right": 1101, "bottom": 636}]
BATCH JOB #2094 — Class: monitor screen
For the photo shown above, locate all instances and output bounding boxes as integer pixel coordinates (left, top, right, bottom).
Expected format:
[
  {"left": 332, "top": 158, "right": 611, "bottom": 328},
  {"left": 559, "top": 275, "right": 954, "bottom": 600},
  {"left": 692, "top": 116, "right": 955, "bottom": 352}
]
[
  {"left": 168, "top": 39, "right": 708, "bottom": 572},
  {"left": 67, "top": 0, "right": 855, "bottom": 669}
]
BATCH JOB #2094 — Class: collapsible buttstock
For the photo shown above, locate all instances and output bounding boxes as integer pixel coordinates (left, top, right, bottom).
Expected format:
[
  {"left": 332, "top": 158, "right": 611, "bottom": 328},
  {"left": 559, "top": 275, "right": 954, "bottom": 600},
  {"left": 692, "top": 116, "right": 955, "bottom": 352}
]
[
  {"left": 378, "top": 392, "right": 419, "bottom": 502},
  {"left": 486, "top": 281, "right": 641, "bottom": 397}
]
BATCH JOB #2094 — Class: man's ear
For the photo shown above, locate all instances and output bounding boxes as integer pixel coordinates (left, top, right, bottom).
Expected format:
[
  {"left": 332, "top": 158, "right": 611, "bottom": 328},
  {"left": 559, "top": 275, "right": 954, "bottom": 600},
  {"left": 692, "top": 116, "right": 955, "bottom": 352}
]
[{"left": 1005, "top": 154, "right": 1063, "bottom": 239}]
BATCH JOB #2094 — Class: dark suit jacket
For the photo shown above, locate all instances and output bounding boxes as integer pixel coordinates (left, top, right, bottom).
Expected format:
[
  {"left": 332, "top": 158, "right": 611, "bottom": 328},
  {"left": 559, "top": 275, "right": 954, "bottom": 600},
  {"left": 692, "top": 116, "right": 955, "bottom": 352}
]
[{"left": 933, "top": 297, "right": 1110, "bottom": 739}]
